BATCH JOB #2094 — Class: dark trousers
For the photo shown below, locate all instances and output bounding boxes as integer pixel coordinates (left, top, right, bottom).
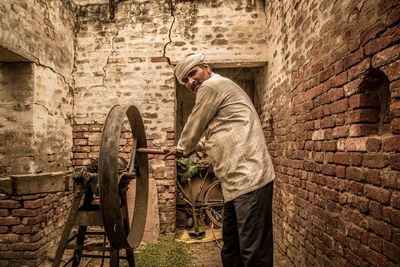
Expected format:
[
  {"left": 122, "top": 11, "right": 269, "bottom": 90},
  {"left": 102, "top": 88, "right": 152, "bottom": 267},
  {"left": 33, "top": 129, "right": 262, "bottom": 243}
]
[{"left": 221, "top": 181, "right": 274, "bottom": 267}]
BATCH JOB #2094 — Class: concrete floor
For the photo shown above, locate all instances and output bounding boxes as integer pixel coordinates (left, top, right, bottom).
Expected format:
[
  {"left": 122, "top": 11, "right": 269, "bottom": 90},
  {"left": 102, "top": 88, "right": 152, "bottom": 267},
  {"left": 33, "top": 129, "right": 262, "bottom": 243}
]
[
  {"left": 54, "top": 231, "right": 293, "bottom": 267},
  {"left": 187, "top": 241, "right": 294, "bottom": 267}
]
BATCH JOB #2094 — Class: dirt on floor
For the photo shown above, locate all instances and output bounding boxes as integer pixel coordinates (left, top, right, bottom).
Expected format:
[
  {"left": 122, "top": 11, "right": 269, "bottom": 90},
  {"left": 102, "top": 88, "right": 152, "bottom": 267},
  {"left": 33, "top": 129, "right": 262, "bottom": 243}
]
[{"left": 50, "top": 229, "right": 293, "bottom": 267}]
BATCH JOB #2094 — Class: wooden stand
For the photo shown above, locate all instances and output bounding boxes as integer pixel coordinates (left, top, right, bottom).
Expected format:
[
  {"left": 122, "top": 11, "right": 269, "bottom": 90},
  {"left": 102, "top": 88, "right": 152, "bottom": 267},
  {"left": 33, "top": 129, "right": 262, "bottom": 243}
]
[{"left": 52, "top": 172, "right": 135, "bottom": 267}]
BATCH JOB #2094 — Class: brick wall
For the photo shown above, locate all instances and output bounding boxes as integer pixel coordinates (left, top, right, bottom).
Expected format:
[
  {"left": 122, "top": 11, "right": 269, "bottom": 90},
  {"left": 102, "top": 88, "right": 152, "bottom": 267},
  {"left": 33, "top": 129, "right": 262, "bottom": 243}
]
[
  {"left": 0, "top": 193, "right": 71, "bottom": 267},
  {"left": 0, "top": 1, "right": 76, "bottom": 265},
  {"left": 265, "top": 0, "right": 400, "bottom": 266},
  {"left": 73, "top": 0, "right": 269, "bottom": 235}
]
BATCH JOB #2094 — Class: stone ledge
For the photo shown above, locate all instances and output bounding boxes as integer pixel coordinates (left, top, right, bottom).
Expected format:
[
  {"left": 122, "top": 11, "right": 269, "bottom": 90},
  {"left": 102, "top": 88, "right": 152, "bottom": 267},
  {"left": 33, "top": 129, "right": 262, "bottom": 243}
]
[{"left": 0, "top": 171, "right": 73, "bottom": 195}]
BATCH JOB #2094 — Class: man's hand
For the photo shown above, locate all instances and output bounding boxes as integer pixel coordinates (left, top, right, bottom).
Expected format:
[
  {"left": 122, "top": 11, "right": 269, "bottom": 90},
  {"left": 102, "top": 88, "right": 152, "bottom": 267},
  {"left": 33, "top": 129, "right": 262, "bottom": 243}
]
[{"left": 163, "top": 146, "right": 183, "bottom": 159}]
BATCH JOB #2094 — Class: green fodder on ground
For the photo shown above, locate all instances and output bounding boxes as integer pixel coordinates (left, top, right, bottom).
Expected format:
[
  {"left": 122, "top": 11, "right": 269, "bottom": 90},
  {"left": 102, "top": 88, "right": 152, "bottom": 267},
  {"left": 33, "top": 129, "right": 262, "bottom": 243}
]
[{"left": 134, "top": 240, "right": 192, "bottom": 267}]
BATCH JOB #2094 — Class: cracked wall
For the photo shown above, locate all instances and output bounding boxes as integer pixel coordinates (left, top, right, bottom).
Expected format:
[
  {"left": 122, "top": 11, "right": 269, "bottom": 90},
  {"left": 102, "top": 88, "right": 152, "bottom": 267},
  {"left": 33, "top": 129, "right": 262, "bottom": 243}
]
[
  {"left": 0, "top": 1, "right": 76, "bottom": 266},
  {"left": 73, "top": 0, "right": 268, "bottom": 235},
  {"left": 0, "top": 1, "right": 76, "bottom": 176}
]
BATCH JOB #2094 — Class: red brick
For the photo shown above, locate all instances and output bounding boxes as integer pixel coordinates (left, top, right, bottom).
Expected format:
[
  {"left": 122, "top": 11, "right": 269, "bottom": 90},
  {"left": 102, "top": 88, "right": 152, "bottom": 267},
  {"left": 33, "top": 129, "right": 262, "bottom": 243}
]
[
  {"left": 349, "top": 124, "right": 378, "bottom": 137},
  {"left": 386, "top": 4, "right": 400, "bottom": 24},
  {"left": 332, "top": 125, "right": 348, "bottom": 138},
  {"left": 74, "top": 146, "right": 90, "bottom": 153},
  {"left": 348, "top": 109, "right": 379, "bottom": 124},
  {"left": 388, "top": 154, "right": 400, "bottom": 171},
  {"left": 366, "top": 138, "right": 382, "bottom": 151},
  {"left": 344, "top": 77, "right": 362, "bottom": 97},
  {"left": 359, "top": 244, "right": 391, "bottom": 266},
  {"left": 321, "top": 141, "right": 337, "bottom": 151},
  {"left": 330, "top": 72, "right": 348, "bottom": 88},
  {"left": 382, "top": 170, "right": 400, "bottom": 190},
  {"left": 73, "top": 125, "right": 89, "bottom": 132},
  {"left": 0, "top": 209, "right": 9, "bottom": 216},
  {"left": 328, "top": 99, "right": 349, "bottom": 115},
  {"left": 0, "top": 217, "right": 20, "bottom": 226},
  {"left": 334, "top": 166, "right": 346, "bottom": 179},
  {"left": 382, "top": 136, "right": 400, "bottom": 152},
  {"left": 22, "top": 214, "right": 46, "bottom": 225},
  {"left": 12, "top": 224, "right": 41, "bottom": 234},
  {"left": 320, "top": 116, "right": 334, "bottom": 128},
  {"left": 392, "top": 192, "right": 400, "bottom": 209},
  {"left": 0, "top": 226, "right": 9, "bottom": 233},
  {"left": 334, "top": 152, "right": 362, "bottom": 166},
  {"left": 0, "top": 251, "right": 22, "bottom": 259},
  {"left": 23, "top": 250, "right": 41, "bottom": 259},
  {"left": 342, "top": 49, "right": 363, "bottom": 70},
  {"left": 390, "top": 100, "right": 400, "bottom": 117},
  {"left": 11, "top": 241, "right": 42, "bottom": 251},
  {"left": 11, "top": 208, "right": 42, "bottom": 217},
  {"left": 366, "top": 169, "right": 382, "bottom": 185},
  {"left": 73, "top": 152, "right": 88, "bottom": 159},
  {"left": 361, "top": 21, "right": 386, "bottom": 46},
  {"left": 368, "top": 233, "right": 383, "bottom": 252},
  {"left": 369, "top": 201, "right": 382, "bottom": 219},
  {"left": 73, "top": 138, "right": 87, "bottom": 146},
  {"left": 382, "top": 207, "right": 400, "bottom": 227},
  {"left": 348, "top": 181, "right": 364, "bottom": 195},
  {"left": 23, "top": 199, "right": 44, "bottom": 209},
  {"left": 0, "top": 200, "right": 20, "bottom": 209},
  {"left": 362, "top": 154, "right": 388, "bottom": 168},
  {"left": 346, "top": 167, "right": 366, "bottom": 182},
  {"left": 371, "top": 43, "right": 400, "bottom": 68},
  {"left": 383, "top": 241, "right": 400, "bottom": 263},
  {"left": 348, "top": 194, "right": 369, "bottom": 213},
  {"left": 349, "top": 94, "right": 379, "bottom": 109},
  {"left": 348, "top": 59, "right": 371, "bottom": 81},
  {"left": 23, "top": 230, "right": 44, "bottom": 242},
  {"left": 382, "top": 59, "right": 400, "bottom": 81},
  {"left": 364, "top": 184, "right": 391, "bottom": 204},
  {"left": 390, "top": 118, "right": 400, "bottom": 134}
]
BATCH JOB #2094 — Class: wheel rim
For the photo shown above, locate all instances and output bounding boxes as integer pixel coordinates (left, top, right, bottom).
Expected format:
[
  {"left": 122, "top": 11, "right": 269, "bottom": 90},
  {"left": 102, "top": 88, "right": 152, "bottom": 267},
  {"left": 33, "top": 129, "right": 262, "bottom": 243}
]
[{"left": 98, "top": 104, "right": 149, "bottom": 249}]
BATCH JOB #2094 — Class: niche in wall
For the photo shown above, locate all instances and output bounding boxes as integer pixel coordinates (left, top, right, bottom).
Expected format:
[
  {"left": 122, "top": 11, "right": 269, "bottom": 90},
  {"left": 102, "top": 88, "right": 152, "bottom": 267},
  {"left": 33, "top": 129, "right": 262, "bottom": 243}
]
[{"left": 0, "top": 47, "right": 34, "bottom": 176}]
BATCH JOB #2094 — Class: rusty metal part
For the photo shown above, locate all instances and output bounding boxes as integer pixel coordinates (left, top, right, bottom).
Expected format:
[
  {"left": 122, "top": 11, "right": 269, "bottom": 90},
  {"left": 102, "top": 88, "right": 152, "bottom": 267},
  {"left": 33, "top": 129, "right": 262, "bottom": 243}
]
[
  {"left": 98, "top": 104, "right": 149, "bottom": 250},
  {"left": 136, "top": 148, "right": 166, "bottom": 154}
]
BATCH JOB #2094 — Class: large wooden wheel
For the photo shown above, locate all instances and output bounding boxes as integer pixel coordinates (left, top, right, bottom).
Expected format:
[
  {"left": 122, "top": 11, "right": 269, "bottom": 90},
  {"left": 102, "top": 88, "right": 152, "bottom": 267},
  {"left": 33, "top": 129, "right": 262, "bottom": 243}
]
[{"left": 98, "top": 104, "right": 149, "bottom": 250}]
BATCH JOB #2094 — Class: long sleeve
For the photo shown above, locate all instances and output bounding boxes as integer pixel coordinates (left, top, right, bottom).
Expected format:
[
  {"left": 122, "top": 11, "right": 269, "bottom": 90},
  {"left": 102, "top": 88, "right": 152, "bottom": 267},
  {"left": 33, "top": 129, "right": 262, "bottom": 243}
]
[{"left": 177, "top": 83, "right": 224, "bottom": 155}]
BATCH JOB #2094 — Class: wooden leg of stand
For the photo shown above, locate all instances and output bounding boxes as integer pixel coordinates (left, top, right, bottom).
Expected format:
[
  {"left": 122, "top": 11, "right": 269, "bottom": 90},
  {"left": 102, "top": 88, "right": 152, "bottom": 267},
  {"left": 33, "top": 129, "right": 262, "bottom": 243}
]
[
  {"left": 72, "top": 226, "right": 87, "bottom": 267},
  {"left": 126, "top": 248, "right": 135, "bottom": 267},
  {"left": 110, "top": 248, "right": 119, "bottom": 267},
  {"left": 52, "top": 193, "right": 83, "bottom": 267}
]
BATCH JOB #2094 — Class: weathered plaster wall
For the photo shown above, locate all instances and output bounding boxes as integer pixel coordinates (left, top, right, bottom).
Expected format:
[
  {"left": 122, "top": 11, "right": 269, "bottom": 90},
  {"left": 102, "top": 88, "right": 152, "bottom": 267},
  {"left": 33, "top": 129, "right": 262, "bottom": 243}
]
[
  {"left": 0, "top": 0, "right": 76, "bottom": 175},
  {"left": 0, "top": 1, "right": 76, "bottom": 266},
  {"left": 265, "top": 0, "right": 400, "bottom": 266},
  {"left": 73, "top": 0, "right": 268, "bottom": 235}
]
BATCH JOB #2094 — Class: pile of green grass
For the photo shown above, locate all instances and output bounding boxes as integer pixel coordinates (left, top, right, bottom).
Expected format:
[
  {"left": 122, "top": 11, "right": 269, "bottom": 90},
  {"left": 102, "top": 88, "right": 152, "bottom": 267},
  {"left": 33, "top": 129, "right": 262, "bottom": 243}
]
[{"left": 134, "top": 240, "right": 192, "bottom": 267}]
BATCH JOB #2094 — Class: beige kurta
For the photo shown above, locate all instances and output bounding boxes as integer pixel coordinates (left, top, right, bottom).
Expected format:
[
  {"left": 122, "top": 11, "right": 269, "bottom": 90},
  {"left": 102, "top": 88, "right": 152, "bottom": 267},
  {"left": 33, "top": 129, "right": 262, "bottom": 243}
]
[{"left": 177, "top": 73, "right": 275, "bottom": 202}]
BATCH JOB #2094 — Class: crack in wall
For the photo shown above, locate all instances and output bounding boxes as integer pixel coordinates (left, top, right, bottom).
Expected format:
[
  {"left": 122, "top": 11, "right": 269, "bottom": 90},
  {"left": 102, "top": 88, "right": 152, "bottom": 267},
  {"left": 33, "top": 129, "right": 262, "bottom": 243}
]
[
  {"left": 100, "top": 2, "right": 136, "bottom": 97},
  {"left": 163, "top": 0, "right": 176, "bottom": 65},
  {"left": 19, "top": 50, "right": 74, "bottom": 121},
  {"left": 34, "top": 102, "right": 51, "bottom": 114},
  {"left": 71, "top": 5, "right": 83, "bottom": 125}
]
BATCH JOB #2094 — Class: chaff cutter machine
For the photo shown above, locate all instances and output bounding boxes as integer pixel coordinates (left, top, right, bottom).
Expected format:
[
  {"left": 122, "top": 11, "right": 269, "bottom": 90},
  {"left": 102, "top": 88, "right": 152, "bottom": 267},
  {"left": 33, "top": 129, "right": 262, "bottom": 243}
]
[{"left": 52, "top": 105, "right": 166, "bottom": 267}]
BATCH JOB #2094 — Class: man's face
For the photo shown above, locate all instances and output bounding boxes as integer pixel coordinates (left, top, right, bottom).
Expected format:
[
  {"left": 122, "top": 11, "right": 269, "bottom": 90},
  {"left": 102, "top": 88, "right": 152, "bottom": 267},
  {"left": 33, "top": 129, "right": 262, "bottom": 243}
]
[{"left": 182, "top": 65, "right": 211, "bottom": 93}]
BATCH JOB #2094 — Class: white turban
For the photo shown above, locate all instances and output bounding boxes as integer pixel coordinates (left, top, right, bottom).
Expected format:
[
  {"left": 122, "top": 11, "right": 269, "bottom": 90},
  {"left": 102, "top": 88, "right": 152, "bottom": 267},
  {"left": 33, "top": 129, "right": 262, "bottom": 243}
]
[{"left": 174, "top": 53, "right": 206, "bottom": 84}]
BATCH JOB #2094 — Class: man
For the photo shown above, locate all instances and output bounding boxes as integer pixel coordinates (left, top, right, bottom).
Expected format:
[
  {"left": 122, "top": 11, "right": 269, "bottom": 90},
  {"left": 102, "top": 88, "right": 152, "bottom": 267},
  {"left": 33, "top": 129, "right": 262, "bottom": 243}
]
[{"left": 168, "top": 53, "right": 276, "bottom": 267}]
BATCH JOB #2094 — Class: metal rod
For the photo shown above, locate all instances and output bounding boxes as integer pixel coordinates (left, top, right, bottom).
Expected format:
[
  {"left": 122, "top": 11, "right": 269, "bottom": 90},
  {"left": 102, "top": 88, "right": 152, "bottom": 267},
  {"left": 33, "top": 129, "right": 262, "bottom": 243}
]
[{"left": 136, "top": 148, "right": 166, "bottom": 154}]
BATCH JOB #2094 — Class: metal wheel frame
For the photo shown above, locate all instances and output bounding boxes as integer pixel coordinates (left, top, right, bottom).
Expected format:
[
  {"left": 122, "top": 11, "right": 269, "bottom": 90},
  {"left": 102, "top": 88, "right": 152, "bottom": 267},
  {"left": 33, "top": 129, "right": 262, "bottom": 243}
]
[
  {"left": 204, "top": 180, "right": 224, "bottom": 228},
  {"left": 98, "top": 104, "right": 149, "bottom": 250}
]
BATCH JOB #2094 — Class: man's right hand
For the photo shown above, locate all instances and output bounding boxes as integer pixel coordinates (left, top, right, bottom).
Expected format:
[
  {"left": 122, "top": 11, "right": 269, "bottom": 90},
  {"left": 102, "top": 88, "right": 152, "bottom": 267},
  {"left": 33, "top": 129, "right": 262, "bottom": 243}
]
[{"left": 163, "top": 146, "right": 183, "bottom": 159}]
